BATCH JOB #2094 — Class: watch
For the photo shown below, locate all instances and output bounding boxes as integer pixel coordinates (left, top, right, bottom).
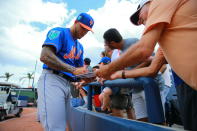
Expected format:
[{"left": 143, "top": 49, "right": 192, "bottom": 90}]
[{"left": 122, "top": 70, "right": 126, "bottom": 79}]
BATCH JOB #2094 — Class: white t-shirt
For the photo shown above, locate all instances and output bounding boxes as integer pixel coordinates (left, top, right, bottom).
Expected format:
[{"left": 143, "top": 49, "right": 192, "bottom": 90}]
[
  {"left": 111, "top": 49, "right": 121, "bottom": 61},
  {"left": 162, "top": 64, "right": 172, "bottom": 87}
]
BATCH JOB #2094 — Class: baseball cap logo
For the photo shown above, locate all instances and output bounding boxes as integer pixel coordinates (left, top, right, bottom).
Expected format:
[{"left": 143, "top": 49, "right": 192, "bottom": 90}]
[{"left": 90, "top": 20, "right": 93, "bottom": 26}]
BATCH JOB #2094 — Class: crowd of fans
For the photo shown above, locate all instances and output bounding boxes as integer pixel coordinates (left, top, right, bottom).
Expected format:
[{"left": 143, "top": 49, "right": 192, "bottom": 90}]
[{"left": 71, "top": 30, "right": 178, "bottom": 126}]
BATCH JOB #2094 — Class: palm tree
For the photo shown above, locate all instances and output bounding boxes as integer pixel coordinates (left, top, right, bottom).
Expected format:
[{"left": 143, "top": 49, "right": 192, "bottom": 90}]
[
  {"left": 20, "top": 73, "right": 34, "bottom": 87},
  {"left": 0, "top": 72, "right": 14, "bottom": 81}
]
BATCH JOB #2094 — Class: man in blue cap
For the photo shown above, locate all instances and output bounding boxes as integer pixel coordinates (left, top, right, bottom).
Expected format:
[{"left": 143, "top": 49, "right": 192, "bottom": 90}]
[
  {"left": 37, "top": 13, "right": 94, "bottom": 131},
  {"left": 99, "top": 56, "right": 111, "bottom": 65}
]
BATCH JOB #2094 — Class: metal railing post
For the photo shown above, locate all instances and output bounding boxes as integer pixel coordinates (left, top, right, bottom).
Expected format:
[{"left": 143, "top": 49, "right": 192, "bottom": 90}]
[{"left": 87, "top": 85, "right": 93, "bottom": 111}]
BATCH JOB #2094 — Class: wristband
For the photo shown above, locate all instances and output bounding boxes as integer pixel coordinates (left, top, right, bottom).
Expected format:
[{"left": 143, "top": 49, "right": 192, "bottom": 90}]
[{"left": 122, "top": 70, "right": 126, "bottom": 79}]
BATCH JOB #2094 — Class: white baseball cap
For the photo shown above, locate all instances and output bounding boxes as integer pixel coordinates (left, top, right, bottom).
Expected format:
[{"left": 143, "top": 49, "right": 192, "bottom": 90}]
[{"left": 130, "top": 0, "right": 151, "bottom": 25}]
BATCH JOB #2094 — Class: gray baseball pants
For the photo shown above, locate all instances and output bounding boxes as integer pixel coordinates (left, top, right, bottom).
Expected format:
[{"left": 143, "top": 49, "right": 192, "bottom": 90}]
[{"left": 37, "top": 69, "right": 71, "bottom": 131}]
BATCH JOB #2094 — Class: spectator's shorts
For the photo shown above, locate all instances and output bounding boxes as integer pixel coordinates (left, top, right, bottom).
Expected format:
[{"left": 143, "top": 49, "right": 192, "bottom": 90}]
[
  {"left": 111, "top": 94, "right": 133, "bottom": 110},
  {"left": 132, "top": 90, "right": 148, "bottom": 119},
  {"left": 102, "top": 87, "right": 120, "bottom": 95},
  {"left": 126, "top": 94, "right": 133, "bottom": 109}
]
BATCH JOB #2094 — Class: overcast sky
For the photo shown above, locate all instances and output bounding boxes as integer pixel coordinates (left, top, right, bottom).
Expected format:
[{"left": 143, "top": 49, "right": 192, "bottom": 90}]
[{"left": 0, "top": 0, "right": 144, "bottom": 87}]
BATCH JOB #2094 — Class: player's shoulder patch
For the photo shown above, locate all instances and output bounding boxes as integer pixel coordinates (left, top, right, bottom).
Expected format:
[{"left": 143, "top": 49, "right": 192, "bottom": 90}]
[{"left": 48, "top": 30, "right": 61, "bottom": 40}]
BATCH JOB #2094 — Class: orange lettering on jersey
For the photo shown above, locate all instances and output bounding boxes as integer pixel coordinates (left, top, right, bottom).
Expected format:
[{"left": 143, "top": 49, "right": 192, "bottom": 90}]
[
  {"left": 63, "top": 46, "right": 82, "bottom": 59},
  {"left": 75, "top": 50, "right": 82, "bottom": 59}
]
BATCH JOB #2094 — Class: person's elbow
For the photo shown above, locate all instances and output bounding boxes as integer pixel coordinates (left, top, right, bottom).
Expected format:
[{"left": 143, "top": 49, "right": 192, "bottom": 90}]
[
  {"left": 40, "top": 46, "right": 55, "bottom": 64},
  {"left": 146, "top": 67, "right": 158, "bottom": 77},
  {"left": 40, "top": 50, "right": 51, "bottom": 64},
  {"left": 138, "top": 43, "right": 153, "bottom": 61},
  {"left": 40, "top": 54, "right": 49, "bottom": 64}
]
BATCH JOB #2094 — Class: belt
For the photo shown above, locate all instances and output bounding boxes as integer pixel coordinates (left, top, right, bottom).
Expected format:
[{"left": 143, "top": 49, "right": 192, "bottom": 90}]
[{"left": 51, "top": 70, "right": 76, "bottom": 82}]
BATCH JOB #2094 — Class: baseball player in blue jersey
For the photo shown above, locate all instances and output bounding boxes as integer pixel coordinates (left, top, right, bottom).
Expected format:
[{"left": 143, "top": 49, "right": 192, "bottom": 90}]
[{"left": 37, "top": 13, "right": 94, "bottom": 131}]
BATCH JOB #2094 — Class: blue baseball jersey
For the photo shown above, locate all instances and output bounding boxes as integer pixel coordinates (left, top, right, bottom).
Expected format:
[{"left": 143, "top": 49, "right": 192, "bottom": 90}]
[{"left": 42, "top": 27, "right": 84, "bottom": 77}]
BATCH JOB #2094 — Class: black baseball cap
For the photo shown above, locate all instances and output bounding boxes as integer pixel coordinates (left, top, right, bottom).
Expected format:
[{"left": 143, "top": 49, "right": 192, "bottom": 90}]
[{"left": 130, "top": 0, "right": 151, "bottom": 25}]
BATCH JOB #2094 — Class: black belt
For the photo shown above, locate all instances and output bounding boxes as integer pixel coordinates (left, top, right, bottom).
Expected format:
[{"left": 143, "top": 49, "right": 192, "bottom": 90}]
[{"left": 52, "top": 70, "right": 76, "bottom": 82}]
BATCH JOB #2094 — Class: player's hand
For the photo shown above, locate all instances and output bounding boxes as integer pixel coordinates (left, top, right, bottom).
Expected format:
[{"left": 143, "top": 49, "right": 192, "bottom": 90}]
[
  {"left": 73, "top": 67, "right": 88, "bottom": 75},
  {"left": 110, "top": 70, "right": 123, "bottom": 80},
  {"left": 95, "top": 65, "right": 113, "bottom": 80}
]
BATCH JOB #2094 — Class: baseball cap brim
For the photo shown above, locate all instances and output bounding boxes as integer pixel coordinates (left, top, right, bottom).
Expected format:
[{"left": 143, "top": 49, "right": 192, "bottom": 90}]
[
  {"left": 79, "top": 22, "right": 94, "bottom": 32},
  {"left": 130, "top": 8, "right": 141, "bottom": 26},
  {"left": 130, "top": 0, "right": 151, "bottom": 25}
]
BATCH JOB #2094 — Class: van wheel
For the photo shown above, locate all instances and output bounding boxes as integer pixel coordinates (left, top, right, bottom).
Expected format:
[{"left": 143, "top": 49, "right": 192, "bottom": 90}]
[
  {"left": 15, "top": 112, "right": 21, "bottom": 117},
  {"left": 15, "top": 108, "right": 22, "bottom": 117},
  {"left": 0, "top": 111, "right": 5, "bottom": 121}
]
